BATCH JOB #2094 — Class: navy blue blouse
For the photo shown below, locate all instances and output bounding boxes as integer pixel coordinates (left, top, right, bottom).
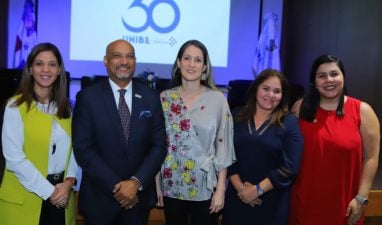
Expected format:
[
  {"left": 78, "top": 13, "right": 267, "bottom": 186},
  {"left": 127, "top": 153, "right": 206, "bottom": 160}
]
[{"left": 222, "top": 114, "right": 303, "bottom": 225}]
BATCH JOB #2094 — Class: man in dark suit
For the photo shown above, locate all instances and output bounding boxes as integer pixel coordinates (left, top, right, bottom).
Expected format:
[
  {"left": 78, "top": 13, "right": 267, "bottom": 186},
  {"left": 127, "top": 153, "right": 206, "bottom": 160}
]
[{"left": 72, "top": 39, "right": 167, "bottom": 225}]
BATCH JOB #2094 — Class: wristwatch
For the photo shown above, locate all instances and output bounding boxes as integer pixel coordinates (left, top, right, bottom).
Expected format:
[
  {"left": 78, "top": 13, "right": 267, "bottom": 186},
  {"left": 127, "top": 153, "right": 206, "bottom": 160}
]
[
  {"left": 65, "top": 177, "right": 77, "bottom": 190},
  {"left": 256, "top": 184, "right": 264, "bottom": 196},
  {"left": 355, "top": 195, "right": 369, "bottom": 205}
]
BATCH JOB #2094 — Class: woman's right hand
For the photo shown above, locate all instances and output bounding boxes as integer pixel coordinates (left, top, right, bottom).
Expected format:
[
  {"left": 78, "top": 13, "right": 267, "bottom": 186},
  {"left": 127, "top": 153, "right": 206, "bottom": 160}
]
[
  {"left": 155, "top": 173, "right": 164, "bottom": 207},
  {"left": 238, "top": 182, "right": 259, "bottom": 205}
]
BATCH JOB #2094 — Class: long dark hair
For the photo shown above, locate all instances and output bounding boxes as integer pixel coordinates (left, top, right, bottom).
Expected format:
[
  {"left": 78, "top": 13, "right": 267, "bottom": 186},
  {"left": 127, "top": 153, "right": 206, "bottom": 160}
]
[
  {"left": 235, "top": 69, "right": 290, "bottom": 126},
  {"left": 12, "top": 42, "right": 71, "bottom": 119},
  {"left": 171, "top": 39, "right": 217, "bottom": 89},
  {"left": 300, "top": 54, "right": 346, "bottom": 122}
]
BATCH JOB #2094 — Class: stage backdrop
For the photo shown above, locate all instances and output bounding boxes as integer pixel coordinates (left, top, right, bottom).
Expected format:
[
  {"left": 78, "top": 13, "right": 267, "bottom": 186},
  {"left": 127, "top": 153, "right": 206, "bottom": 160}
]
[{"left": 7, "top": 0, "right": 283, "bottom": 85}]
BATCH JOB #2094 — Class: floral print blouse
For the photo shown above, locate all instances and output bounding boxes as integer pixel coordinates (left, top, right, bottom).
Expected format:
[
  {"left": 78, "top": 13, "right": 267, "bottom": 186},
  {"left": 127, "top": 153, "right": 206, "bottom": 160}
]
[{"left": 159, "top": 87, "right": 235, "bottom": 201}]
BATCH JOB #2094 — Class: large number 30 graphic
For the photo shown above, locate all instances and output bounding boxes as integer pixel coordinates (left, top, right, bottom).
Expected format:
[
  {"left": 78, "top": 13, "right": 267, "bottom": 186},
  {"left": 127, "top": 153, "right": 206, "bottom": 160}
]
[{"left": 122, "top": 0, "right": 180, "bottom": 33}]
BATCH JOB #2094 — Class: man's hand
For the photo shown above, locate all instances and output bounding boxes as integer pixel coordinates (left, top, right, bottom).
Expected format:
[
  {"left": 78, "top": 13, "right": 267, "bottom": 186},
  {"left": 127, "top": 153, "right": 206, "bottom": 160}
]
[{"left": 113, "top": 179, "right": 140, "bottom": 209}]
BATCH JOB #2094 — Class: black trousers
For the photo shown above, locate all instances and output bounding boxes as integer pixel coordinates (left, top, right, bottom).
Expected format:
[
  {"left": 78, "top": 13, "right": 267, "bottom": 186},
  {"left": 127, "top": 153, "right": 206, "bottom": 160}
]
[
  {"left": 39, "top": 172, "right": 65, "bottom": 225},
  {"left": 163, "top": 196, "right": 219, "bottom": 225},
  {"left": 82, "top": 204, "right": 150, "bottom": 225}
]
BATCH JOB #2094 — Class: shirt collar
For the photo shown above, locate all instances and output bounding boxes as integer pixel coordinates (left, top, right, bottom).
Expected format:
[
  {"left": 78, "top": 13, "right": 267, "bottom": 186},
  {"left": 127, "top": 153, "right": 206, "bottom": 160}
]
[{"left": 108, "top": 78, "right": 133, "bottom": 95}]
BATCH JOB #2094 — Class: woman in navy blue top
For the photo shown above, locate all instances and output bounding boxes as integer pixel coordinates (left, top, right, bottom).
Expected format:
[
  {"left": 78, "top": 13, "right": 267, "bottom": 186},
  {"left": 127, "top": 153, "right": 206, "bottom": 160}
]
[{"left": 221, "top": 69, "right": 303, "bottom": 225}]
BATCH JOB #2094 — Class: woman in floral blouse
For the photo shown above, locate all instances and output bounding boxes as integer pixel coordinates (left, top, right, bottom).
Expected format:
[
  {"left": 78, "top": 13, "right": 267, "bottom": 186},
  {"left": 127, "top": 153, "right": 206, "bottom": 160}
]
[{"left": 155, "top": 40, "right": 236, "bottom": 225}]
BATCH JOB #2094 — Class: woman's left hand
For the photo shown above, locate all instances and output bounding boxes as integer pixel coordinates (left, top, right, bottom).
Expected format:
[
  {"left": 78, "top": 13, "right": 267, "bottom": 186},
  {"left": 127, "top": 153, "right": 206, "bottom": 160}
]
[
  {"left": 209, "top": 187, "right": 225, "bottom": 213},
  {"left": 346, "top": 198, "right": 364, "bottom": 225},
  {"left": 50, "top": 180, "right": 72, "bottom": 208}
]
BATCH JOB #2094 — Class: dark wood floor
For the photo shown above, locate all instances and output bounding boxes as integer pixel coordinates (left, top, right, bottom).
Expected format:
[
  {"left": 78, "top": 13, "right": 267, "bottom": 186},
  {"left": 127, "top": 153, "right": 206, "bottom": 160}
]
[
  {"left": 76, "top": 156, "right": 382, "bottom": 225},
  {"left": 75, "top": 209, "right": 381, "bottom": 225},
  {"left": 372, "top": 157, "right": 382, "bottom": 189},
  {"left": 75, "top": 207, "right": 166, "bottom": 225},
  {"left": 76, "top": 216, "right": 382, "bottom": 225}
]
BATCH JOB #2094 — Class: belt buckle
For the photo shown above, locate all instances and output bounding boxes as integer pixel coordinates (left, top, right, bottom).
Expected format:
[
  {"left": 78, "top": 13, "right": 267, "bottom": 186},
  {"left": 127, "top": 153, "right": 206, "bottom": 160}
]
[{"left": 53, "top": 173, "right": 61, "bottom": 181}]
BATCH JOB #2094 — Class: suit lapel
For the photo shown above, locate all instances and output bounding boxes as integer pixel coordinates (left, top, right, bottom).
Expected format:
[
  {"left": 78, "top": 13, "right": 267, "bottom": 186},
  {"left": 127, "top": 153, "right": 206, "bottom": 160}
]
[{"left": 130, "top": 81, "right": 144, "bottom": 133}]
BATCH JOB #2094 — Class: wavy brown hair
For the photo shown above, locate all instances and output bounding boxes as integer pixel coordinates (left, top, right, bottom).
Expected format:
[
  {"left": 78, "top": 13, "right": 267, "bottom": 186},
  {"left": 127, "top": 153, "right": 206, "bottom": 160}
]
[
  {"left": 171, "top": 39, "right": 217, "bottom": 89},
  {"left": 235, "top": 69, "right": 290, "bottom": 126},
  {"left": 12, "top": 42, "right": 71, "bottom": 119}
]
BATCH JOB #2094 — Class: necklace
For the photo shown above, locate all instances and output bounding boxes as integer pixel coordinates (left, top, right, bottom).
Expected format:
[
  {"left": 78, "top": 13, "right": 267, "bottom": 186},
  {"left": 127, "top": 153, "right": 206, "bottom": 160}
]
[
  {"left": 247, "top": 118, "right": 271, "bottom": 135},
  {"left": 36, "top": 101, "right": 57, "bottom": 115},
  {"left": 254, "top": 119, "right": 265, "bottom": 127},
  {"left": 254, "top": 114, "right": 268, "bottom": 128}
]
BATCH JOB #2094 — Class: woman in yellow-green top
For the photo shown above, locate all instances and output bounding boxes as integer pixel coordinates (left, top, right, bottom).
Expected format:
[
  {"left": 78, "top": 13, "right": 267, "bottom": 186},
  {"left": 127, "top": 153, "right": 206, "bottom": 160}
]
[{"left": 0, "top": 43, "right": 78, "bottom": 225}]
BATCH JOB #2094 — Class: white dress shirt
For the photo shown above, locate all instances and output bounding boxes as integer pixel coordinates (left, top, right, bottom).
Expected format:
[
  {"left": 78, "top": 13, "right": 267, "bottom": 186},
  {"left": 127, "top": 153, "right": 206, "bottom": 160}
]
[
  {"left": 109, "top": 78, "right": 132, "bottom": 111},
  {"left": 108, "top": 78, "right": 143, "bottom": 189}
]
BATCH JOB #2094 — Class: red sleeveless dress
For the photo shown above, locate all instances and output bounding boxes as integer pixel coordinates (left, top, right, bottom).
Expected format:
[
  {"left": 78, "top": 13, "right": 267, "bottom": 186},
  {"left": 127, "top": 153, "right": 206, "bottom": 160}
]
[{"left": 289, "top": 97, "right": 364, "bottom": 225}]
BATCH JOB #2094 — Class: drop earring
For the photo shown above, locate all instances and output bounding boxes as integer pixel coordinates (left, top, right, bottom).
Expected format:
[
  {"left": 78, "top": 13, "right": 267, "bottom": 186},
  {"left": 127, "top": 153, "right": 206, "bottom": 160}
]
[{"left": 201, "top": 73, "right": 207, "bottom": 81}]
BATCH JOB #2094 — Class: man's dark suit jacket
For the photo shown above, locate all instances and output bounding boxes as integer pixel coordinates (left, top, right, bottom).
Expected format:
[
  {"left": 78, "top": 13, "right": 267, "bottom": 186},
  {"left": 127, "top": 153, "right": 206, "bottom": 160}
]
[{"left": 72, "top": 79, "right": 166, "bottom": 224}]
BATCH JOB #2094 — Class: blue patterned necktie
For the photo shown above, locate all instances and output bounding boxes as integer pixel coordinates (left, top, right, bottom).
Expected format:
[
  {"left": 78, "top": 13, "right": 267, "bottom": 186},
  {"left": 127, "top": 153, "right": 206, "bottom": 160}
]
[{"left": 118, "top": 89, "right": 131, "bottom": 142}]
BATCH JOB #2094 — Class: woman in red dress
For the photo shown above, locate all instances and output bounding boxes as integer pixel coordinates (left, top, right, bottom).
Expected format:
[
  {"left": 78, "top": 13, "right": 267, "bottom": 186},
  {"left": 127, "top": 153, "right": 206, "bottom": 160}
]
[{"left": 289, "top": 54, "right": 380, "bottom": 225}]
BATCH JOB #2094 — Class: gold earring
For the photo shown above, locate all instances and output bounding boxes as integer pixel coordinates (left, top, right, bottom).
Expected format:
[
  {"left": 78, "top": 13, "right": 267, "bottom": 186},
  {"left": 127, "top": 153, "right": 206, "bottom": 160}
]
[{"left": 201, "top": 73, "right": 207, "bottom": 81}]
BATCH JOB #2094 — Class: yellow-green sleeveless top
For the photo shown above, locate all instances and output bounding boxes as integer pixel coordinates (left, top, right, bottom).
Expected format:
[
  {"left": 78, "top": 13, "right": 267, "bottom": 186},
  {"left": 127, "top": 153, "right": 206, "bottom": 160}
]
[{"left": 0, "top": 100, "right": 75, "bottom": 225}]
